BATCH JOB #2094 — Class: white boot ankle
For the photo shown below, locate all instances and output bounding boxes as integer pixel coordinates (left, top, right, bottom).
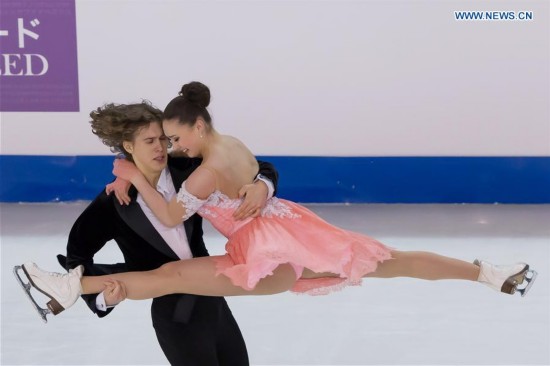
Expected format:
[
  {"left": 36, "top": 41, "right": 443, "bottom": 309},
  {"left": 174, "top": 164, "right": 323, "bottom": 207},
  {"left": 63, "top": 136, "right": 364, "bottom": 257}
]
[
  {"left": 474, "top": 259, "right": 537, "bottom": 296},
  {"left": 22, "top": 262, "right": 83, "bottom": 314}
]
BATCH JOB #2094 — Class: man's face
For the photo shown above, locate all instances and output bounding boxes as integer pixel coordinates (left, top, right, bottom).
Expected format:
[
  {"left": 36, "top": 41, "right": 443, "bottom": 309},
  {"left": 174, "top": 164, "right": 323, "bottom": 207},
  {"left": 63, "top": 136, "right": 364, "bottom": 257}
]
[{"left": 126, "top": 122, "right": 169, "bottom": 176}]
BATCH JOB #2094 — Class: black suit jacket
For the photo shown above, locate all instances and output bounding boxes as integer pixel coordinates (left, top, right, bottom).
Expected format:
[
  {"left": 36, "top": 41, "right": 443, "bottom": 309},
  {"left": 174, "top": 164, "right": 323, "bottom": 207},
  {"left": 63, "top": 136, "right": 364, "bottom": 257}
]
[{"left": 61, "top": 156, "right": 279, "bottom": 322}]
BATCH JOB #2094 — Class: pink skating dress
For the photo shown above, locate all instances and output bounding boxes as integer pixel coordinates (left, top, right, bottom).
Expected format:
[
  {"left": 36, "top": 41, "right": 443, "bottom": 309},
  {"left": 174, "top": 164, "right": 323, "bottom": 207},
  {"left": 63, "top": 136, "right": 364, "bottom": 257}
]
[{"left": 177, "top": 182, "right": 393, "bottom": 295}]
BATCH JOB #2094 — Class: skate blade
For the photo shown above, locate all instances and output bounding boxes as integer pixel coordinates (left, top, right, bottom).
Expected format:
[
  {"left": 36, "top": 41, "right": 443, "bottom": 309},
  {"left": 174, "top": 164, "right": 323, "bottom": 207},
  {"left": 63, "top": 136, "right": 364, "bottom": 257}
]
[
  {"left": 517, "top": 270, "right": 538, "bottom": 297},
  {"left": 20, "top": 264, "right": 66, "bottom": 316},
  {"left": 501, "top": 264, "right": 529, "bottom": 295},
  {"left": 13, "top": 265, "right": 51, "bottom": 323}
]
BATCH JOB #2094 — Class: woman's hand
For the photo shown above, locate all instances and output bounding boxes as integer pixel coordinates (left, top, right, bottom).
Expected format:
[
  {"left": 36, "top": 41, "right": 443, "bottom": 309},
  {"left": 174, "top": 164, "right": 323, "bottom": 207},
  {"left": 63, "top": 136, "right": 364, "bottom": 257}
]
[
  {"left": 233, "top": 181, "right": 269, "bottom": 220},
  {"left": 106, "top": 177, "right": 132, "bottom": 205},
  {"left": 112, "top": 159, "right": 141, "bottom": 183}
]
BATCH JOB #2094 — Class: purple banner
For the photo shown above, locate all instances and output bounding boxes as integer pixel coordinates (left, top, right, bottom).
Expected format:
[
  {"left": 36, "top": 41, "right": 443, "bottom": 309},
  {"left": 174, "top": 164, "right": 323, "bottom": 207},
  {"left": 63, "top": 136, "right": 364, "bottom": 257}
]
[{"left": 0, "top": 0, "right": 79, "bottom": 111}]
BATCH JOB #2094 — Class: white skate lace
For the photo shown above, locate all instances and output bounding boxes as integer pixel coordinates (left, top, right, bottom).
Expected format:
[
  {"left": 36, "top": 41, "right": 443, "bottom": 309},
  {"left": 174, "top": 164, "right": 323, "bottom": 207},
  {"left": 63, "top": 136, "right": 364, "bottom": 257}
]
[{"left": 40, "top": 269, "right": 65, "bottom": 278}]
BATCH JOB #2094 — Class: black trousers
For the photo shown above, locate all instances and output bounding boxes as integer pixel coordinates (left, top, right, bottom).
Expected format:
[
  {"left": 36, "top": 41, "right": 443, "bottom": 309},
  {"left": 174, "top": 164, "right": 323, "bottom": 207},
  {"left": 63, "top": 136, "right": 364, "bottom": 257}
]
[{"left": 152, "top": 295, "right": 249, "bottom": 366}]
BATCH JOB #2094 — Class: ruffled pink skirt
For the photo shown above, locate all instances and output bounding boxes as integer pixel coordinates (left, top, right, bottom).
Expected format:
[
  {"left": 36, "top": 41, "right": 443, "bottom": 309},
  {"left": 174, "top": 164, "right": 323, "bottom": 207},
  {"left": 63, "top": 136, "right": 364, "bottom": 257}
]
[{"left": 214, "top": 200, "right": 392, "bottom": 295}]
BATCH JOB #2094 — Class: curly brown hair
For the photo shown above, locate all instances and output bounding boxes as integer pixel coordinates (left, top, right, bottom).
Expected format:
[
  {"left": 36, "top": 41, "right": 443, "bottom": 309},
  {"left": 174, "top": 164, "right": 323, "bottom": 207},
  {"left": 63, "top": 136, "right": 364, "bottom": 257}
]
[{"left": 90, "top": 101, "right": 163, "bottom": 160}]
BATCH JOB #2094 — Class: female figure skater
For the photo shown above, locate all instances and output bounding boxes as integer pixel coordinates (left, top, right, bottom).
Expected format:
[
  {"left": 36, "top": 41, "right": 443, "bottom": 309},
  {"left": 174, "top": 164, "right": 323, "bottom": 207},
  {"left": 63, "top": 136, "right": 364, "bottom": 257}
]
[{"left": 20, "top": 82, "right": 537, "bottom": 316}]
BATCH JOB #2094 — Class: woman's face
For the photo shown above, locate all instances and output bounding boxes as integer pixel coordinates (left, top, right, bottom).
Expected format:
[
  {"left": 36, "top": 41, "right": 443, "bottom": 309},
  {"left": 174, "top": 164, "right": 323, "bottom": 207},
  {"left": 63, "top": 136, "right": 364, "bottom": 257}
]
[
  {"left": 163, "top": 118, "right": 204, "bottom": 158},
  {"left": 124, "top": 122, "right": 169, "bottom": 175}
]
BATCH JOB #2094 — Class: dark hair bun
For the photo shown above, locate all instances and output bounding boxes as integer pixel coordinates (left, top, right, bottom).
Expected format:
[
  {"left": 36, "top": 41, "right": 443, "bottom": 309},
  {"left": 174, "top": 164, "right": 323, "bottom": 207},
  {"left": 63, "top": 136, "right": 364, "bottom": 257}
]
[{"left": 179, "top": 81, "right": 210, "bottom": 109}]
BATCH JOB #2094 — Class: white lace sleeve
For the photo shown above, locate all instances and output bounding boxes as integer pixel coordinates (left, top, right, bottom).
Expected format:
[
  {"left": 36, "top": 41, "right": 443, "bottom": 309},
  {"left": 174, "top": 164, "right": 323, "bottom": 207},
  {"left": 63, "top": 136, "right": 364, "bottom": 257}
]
[{"left": 176, "top": 181, "right": 207, "bottom": 221}]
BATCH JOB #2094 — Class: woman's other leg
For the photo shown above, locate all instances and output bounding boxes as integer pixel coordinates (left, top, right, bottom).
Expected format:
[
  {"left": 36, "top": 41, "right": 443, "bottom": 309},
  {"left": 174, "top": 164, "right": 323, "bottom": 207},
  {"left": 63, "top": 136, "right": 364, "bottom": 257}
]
[{"left": 81, "top": 255, "right": 297, "bottom": 299}]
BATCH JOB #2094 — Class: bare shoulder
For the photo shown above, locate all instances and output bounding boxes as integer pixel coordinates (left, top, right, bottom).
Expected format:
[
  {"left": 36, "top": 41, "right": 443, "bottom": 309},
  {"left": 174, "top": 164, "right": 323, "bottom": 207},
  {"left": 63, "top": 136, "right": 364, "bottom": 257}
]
[
  {"left": 185, "top": 166, "right": 217, "bottom": 200},
  {"left": 205, "top": 135, "right": 259, "bottom": 194},
  {"left": 223, "top": 135, "right": 249, "bottom": 150},
  {"left": 220, "top": 135, "right": 257, "bottom": 162}
]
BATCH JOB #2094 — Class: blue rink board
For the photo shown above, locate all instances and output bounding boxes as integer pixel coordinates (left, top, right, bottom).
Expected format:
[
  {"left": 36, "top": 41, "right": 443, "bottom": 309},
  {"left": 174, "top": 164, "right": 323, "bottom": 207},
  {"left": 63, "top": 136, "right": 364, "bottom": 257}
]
[{"left": 1, "top": 155, "right": 549, "bottom": 203}]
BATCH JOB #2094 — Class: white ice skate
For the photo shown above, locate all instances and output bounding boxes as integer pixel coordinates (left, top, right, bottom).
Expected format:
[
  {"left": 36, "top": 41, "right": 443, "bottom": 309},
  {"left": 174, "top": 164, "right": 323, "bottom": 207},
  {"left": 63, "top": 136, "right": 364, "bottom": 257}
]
[
  {"left": 474, "top": 259, "right": 537, "bottom": 297},
  {"left": 14, "top": 262, "right": 83, "bottom": 322}
]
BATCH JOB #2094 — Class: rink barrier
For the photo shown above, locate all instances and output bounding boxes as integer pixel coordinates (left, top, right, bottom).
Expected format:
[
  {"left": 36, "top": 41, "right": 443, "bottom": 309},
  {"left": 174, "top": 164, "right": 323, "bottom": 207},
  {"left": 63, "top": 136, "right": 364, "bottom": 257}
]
[{"left": 0, "top": 155, "right": 549, "bottom": 203}]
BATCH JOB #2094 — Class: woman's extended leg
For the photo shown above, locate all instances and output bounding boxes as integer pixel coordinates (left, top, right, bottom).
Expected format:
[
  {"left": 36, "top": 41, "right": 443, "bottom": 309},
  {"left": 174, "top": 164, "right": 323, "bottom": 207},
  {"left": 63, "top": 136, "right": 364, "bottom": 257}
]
[
  {"left": 362, "top": 251, "right": 535, "bottom": 295},
  {"left": 301, "top": 250, "right": 478, "bottom": 281},
  {"left": 364, "top": 250, "right": 479, "bottom": 280},
  {"left": 301, "top": 250, "right": 536, "bottom": 295},
  {"left": 80, "top": 255, "right": 297, "bottom": 299}
]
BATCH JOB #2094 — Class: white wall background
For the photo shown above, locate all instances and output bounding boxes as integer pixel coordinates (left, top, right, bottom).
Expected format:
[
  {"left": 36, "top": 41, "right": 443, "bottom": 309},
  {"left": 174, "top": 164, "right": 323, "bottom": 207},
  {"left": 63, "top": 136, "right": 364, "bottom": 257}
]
[{"left": 1, "top": 0, "right": 548, "bottom": 157}]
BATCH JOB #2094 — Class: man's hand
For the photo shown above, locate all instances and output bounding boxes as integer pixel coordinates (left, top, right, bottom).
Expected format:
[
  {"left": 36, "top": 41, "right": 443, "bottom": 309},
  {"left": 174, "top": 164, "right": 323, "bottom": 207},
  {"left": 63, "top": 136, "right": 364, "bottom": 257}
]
[
  {"left": 103, "top": 279, "right": 127, "bottom": 307},
  {"left": 106, "top": 177, "right": 132, "bottom": 205},
  {"left": 233, "top": 181, "right": 269, "bottom": 220}
]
